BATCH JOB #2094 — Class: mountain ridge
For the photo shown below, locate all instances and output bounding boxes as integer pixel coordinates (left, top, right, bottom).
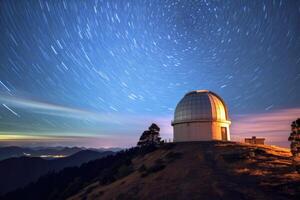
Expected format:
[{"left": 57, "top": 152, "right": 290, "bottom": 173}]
[
  {"left": 0, "top": 150, "right": 114, "bottom": 195},
  {"left": 0, "top": 146, "right": 122, "bottom": 161}
]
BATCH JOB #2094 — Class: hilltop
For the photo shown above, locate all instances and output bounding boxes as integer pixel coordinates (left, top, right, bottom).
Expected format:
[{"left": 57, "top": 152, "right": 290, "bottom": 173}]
[
  {"left": 2, "top": 142, "right": 300, "bottom": 200},
  {"left": 69, "top": 142, "right": 300, "bottom": 200}
]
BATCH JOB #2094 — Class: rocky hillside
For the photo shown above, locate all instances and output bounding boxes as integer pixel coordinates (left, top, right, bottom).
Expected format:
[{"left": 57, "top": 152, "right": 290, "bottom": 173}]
[
  {"left": 69, "top": 142, "right": 300, "bottom": 200},
  {"left": 3, "top": 142, "right": 300, "bottom": 200}
]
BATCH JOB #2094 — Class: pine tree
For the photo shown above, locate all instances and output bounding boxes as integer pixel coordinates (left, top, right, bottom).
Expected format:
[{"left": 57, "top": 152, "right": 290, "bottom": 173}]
[
  {"left": 137, "top": 123, "right": 162, "bottom": 147},
  {"left": 288, "top": 118, "right": 300, "bottom": 157}
]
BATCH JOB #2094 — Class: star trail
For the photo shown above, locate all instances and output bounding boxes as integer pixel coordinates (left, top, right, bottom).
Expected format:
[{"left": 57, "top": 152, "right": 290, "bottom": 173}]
[{"left": 0, "top": 0, "right": 299, "bottom": 147}]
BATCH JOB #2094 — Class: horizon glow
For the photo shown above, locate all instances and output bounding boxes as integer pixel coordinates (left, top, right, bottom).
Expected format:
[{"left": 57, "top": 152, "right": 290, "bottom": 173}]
[{"left": 0, "top": 0, "right": 299, "bottom": 148}]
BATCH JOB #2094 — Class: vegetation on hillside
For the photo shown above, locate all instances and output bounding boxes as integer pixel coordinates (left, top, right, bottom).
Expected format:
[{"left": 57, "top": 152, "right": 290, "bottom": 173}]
[
  {"left": 289, "top": 118, "right": 300, "bottom": 156},
  {"left": 288, "top": 118, "right": 300, "bottom": 172},
  {"left": 0, "top": 150, "right": 113, "bottom": 195}
]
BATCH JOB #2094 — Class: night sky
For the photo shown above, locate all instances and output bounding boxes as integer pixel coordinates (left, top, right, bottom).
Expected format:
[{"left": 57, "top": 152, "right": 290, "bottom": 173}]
[{"left": 0, "top": 0, "right": 299, "bottom": 147}]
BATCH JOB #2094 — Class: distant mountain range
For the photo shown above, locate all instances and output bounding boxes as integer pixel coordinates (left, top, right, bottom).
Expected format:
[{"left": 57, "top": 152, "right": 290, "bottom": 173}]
[
  {"left": 0, "top": 146, "right": 122, "bottom": 161},
  {"left": 0, "top": 149, "right": 114, "bottom": 195}
]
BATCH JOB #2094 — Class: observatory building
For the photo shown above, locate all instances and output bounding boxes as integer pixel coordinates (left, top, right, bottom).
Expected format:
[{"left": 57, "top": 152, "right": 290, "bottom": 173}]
[{"left": 172, "top": 90, "right": 231, "bottom": 142}]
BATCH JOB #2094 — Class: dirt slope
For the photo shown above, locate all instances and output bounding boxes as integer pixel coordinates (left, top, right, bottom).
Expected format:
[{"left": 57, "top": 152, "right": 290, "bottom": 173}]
[{"left": 69, "top": 141, "right": 300, "bottom": 200}]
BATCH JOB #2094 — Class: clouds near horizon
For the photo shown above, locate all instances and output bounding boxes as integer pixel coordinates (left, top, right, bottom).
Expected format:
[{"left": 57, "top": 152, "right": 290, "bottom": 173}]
[{"left": 231, "top": 108, "right": 300, "bottom": 147}]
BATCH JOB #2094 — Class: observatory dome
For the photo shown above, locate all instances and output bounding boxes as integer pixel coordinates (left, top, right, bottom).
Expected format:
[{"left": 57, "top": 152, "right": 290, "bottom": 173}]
[
  {"left": 172, "top": 90, "right": 231, "bottom": 142},
  {"left": 173, "top": 90, "right": 229, "bottom": 124}
]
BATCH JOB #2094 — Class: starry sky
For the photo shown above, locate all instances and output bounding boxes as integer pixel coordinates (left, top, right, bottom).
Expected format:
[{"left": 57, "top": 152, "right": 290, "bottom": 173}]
[{"left": 0, "top": 0, "right": 299, "bottom": 148}]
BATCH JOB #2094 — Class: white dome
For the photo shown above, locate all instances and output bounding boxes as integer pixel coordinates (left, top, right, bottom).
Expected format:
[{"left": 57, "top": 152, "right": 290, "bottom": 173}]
[{"left": 173, "top": 90, "right": 229, "bottom": 125}]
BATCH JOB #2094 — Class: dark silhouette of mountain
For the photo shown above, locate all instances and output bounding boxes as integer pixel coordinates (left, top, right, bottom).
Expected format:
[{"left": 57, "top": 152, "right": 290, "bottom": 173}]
[
  {"left": 0, "top": 150, "right": 113, "bottom": 195},
  {"left": 89, "top": 147, "right": 123, "bottom": 152},
  {"left": 0, "top": 146, "right": 83, "bottom": 161},
  {"left": 0, "top": 146, "right": 34, "bottom": 160},
  {"left": 0, "top": 146, "right": 122, "bottom": 161},
  {"left": 2, "top": 142, "right": 300, "bottom": 200},
  {"left": 53, "top": 150, "right": 113, "bottom": 169},
  {"left": 36, "top": 147, "right": 84, "bottom": 157}
]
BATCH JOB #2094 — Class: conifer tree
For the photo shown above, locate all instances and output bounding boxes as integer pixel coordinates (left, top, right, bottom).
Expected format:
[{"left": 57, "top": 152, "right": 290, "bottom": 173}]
[
  {"left": 288, "top": 118, "right": 300, "bottom": 157},
  {"left": 137, "top": 123, "right": 162, "bottom": 147}
]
